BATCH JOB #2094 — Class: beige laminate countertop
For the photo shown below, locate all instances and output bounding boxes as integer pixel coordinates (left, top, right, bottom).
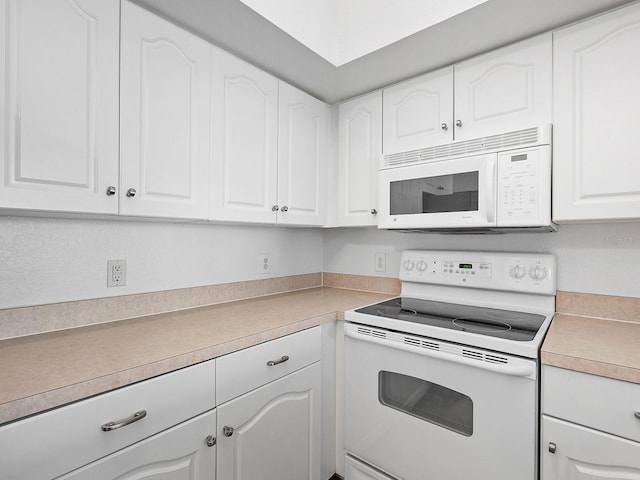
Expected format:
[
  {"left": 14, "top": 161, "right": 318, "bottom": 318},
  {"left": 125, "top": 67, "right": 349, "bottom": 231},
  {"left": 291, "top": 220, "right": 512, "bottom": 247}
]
[
  {"left": 541, "top": 313, "right": 640, "bottom": 384},
  {"left": 0, "top": 287, "right": 392, "bottom": 425}
]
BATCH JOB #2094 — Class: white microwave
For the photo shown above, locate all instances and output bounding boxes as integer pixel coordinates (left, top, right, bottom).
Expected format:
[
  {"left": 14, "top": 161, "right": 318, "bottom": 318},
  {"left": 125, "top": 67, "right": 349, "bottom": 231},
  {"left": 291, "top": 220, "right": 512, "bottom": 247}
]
[{"left": 378, "top": 145, "right": 554, "bottom": 232}]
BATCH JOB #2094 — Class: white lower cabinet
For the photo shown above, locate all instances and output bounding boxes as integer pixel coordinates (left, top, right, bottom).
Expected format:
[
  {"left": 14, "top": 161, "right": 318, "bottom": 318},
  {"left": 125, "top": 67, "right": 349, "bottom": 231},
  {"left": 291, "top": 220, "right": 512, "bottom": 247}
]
[
  {"left": 541, "top": 366, "right": 640, "bottom": 480},
  {"left": 542, "top": 416, "right": 640, "bottom": 479},
  {"left": 217, "top": 363, "right": 321, "bottom": 480},
  {"left": 59, "top": 409, "right": 216, "bottom": 480},
  {"left": 0, "top": 359, "right": 216, "bottom": 480},
  {"left": 216, "top": 327, "right": 322, "bottom": 480}
]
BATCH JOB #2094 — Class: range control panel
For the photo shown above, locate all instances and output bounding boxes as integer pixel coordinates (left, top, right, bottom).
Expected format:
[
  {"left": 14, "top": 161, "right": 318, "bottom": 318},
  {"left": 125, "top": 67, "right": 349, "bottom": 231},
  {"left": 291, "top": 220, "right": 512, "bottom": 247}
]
[{"left": 400, "top": 250, "right": 556, "bottom": 295}]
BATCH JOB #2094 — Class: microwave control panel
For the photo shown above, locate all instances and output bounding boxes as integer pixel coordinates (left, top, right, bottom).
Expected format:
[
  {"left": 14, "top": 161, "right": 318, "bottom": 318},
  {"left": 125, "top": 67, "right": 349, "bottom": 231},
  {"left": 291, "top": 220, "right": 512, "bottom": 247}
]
[{"left": 497, "top": 146, "right": 551, "bottom": 226}]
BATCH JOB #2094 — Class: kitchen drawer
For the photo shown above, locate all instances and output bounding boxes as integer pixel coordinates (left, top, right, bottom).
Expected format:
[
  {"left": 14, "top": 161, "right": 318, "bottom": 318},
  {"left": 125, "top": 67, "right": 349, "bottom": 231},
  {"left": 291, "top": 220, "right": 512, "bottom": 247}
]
[
  {"left": 542, "top": 365, "right": 640, "bottom": 443},
  {"left": 0, "top": 359, "right": 215, "bottom": 480},
  {"left": 216, "top": 326, "right": 321, "bottom": 404}
]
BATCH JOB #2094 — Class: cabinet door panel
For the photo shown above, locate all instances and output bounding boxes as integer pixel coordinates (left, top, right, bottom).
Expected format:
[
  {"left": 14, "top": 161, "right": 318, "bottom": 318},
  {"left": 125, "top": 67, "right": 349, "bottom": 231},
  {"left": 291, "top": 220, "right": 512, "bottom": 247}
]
[
  {"left": 454, "top": 33, "right": 551, "bottom": 140},
  {"left": 553, "top": 4, "right": 640, "bottom": 221},
  {"left": 278, "top": 82, "right": 327, "bottom": 225},
  {"left": 120, "top": 1, "right": 210, "bottom": 219},
  {"left": 210, "top": 48, "right": 278, "bottom": 223},
  {"left": 542, "top": 416, "right": 640, "bottom": 480},
  {"left": 382, "top": 68, "right": 453, "bottom": 154},
  {"left": 0, "top": 0, "right": 119, "bottom": 213},
  {"left": 58, "top": 410, "right": 216, "bottom": 480},
  {"left": 338, "top": 91, "right": 381, "bottom": 226},
  {"left": 217, "top": 363, "right": 321, "bottom": 480}
]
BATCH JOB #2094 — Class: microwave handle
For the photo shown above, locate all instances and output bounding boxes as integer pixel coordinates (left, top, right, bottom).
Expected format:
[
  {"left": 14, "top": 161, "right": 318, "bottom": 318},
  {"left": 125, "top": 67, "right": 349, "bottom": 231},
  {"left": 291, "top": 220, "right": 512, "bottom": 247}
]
[
  {"left": 484, "top": 156, "right": 497, "bottom": 224},
  {"left": 345, "top": 325, "right": 535, "bottom": 379}
]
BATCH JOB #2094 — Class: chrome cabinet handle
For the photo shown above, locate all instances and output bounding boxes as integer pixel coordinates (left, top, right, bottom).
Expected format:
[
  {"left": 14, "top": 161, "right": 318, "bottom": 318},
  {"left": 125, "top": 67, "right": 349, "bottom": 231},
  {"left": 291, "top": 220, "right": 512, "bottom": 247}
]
[
  {"left": 101, "top": 410, "right": 147, "bottom": 432},
  {"left": 440, "top": 123, "right": 448, "bottom": 131},
  {"left": 223, "top": 426, "right": 234, "bottom": 437},
  {"left": 371, "top": 208, "right": 377, "bottom": 215},
  {"left": 634, "top": 411, "right": 640, "bottom": 420},
  {"left": 206, "top": 435, "right": 217, "bottom": 447},
  {"left": 455, "top": 119, "right": 463, "bottom": 127},
  {"left": 548, "top": 442, "right": 556, "bottom": 454},
  {"left": 267, "top": 355, "right": 289, "bottom": 366},
  {"left": 272, "top": 205, "right": 279, "bottom": 212},
  {"left": 126, "top": 188, "right": 137, "bottom": 198},
  {"left": 106, "top": 186, "right": 117, "bottom": 196},
  {"left": 281, "top": 206, "right": 289, "bottom": 212}
]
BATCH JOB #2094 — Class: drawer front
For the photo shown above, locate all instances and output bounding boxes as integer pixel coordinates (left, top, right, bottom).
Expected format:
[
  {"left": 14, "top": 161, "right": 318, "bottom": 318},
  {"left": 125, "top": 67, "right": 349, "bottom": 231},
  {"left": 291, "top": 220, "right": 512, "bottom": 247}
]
[
  {"left": 216, "top": 326, "right": 321, "bottom": 404},
  {"left": 542, "top": 365, "right": 640, "bottom": 443},
  {"left": 0, "top": 359, "right": 215, "bottom": 480}
]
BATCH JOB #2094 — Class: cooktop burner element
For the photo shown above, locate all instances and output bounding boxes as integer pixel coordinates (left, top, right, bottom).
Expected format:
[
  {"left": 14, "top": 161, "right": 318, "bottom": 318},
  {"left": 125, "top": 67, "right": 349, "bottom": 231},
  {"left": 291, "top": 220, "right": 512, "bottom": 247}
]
[{"left": 356, "top": 297, "right": 544, "bottom": 341}]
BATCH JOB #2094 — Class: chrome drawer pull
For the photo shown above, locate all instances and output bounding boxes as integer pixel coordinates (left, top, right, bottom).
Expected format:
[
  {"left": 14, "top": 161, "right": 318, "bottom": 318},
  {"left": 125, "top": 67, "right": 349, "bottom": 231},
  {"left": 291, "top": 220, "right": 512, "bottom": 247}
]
[
  {"left": 101, "top": 410, "right": 147, "bottom": 432},
  {"left": 267, "top": 355, "right": 289, "bottom": 366},
  {"left": 548, "top": 442, "right": 557, "bottom": 454},
  {"left": 635, "top": 411, "right": 640, "bottom": 420}
]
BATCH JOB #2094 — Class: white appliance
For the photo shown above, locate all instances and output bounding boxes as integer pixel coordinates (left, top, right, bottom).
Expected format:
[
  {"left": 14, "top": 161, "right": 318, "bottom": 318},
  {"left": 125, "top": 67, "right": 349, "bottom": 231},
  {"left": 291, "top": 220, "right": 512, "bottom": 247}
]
[
  {"left": 378, "top": 125, "right": 554, "bottom": 232},
  {"left": 344, "top": 250, "right": 556, "bottom": 480}
]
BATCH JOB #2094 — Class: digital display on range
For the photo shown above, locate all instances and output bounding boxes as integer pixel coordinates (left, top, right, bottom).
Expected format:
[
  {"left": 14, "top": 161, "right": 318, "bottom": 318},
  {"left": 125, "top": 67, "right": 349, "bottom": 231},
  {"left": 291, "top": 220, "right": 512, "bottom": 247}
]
[{"left": 459, "top": 263, "right": 473, "bottom": 269}]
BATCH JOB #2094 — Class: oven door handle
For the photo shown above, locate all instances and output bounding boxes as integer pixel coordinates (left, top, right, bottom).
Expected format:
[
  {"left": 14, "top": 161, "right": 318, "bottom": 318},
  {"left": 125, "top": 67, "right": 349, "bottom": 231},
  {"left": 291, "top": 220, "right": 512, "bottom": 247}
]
[{"left": 345, "top": 328, "right": 536, "bottom": 378}]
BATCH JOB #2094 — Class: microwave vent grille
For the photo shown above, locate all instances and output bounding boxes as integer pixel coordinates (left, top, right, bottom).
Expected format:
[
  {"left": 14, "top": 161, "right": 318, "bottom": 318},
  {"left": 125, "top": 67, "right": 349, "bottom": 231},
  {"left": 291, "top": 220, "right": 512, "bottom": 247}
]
[{"left": 382, "top": 126, "right": 543, "bottom": 168}]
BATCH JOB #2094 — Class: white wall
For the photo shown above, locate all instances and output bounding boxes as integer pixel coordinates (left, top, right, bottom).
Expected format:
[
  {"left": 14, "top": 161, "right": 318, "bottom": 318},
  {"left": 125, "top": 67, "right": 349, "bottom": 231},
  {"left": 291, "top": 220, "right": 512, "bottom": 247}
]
[
  {"left": 323, "top": 222, "right": 640, "bottom": 298},
  {"left": 0, "top": 216, "right": 323, "bottom": 309}
]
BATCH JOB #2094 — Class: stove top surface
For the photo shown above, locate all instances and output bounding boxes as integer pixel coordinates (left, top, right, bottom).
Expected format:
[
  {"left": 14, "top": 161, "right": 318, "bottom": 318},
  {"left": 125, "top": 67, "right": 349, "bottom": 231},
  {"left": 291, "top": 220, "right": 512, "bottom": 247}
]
[{"left": 355, "top": 297, "right": 546, "bottom": 342}]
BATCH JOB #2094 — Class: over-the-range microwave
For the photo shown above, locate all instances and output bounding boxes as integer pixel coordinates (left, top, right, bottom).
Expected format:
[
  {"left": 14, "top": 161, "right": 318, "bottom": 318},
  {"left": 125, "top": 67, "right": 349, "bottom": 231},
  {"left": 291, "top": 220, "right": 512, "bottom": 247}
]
[{"left": 378, "top": 125, "right": 555, "bottom": 233}]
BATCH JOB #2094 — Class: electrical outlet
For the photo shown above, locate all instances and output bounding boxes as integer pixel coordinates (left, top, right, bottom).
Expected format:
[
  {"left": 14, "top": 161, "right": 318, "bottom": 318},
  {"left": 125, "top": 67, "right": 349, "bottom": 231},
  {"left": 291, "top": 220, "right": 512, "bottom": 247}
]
[
  {"left": 260, "top": 254, "right": 271, "bottom": 274},
  {"left": 375, "top": 253, "right": 386, "bottom": 273},
  {"left": 107, "top": 259, "right": 126, "bottom": 287}
]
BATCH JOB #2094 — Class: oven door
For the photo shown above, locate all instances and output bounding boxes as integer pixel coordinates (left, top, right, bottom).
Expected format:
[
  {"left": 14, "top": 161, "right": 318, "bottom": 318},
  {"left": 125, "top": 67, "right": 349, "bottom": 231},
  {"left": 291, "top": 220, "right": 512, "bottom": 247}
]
[
  {"left": 344, "top": 323, "right": 538, "bottom": 480},
  {"left": 378, "top": 153, "right": 496, "bottom": 229}
]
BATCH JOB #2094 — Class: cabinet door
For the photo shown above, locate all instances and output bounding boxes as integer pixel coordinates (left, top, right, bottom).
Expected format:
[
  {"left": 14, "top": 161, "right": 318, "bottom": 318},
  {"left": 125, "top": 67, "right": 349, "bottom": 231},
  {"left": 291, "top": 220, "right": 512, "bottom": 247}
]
[
  {"left": 0, "top": 0, "right": 119, "bottom": 214},
  {"left": 553, "top": 4, "right": 640, "bottom": 221},
  {"left": 58, "top": 410, "right": 216, "bottom": 480},
  {"left": 217, "top": 363, "right": 321, "bottom": 480},
  {"left": 382, "top": 67, "right": 453, "bottom": 155},
  {"left": 210, "top": 47, "right": 278, "bottom": 224},
  {"left": 338, "top": 91, "right": 382, "bottom": 226},
  {"left": 454, "top": 33, "right": 552, "bottom": 140},
  {"left": 542, "top": 416, "right": 640, "bottom": 480},
  {"left": 120, "top": 1, "right": 210, "bottom": 220},
  {"left": 278, "top": 82, "right": 327, "bottom": 226}
]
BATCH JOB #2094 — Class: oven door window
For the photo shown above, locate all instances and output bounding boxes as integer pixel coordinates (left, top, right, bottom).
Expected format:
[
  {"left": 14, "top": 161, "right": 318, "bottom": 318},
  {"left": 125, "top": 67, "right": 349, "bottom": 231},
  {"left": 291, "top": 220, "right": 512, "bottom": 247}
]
[
  {"left": 378, "top": 371, "right": 473, "bottom": 436},
  {"left": 389, "top": 171, "right": 479, "bottom": 215}
]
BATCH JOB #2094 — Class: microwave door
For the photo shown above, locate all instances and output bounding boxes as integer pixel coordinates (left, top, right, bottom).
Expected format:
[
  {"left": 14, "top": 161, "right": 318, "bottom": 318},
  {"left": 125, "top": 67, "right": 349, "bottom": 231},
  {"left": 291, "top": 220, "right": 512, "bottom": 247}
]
[{"left": 379, "top": 155, "right": 497, "bottom": 229}]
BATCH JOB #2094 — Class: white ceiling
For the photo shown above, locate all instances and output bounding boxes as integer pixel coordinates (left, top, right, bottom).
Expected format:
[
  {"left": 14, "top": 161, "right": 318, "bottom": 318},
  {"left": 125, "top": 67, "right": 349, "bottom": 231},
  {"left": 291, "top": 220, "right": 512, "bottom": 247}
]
[
  {"left": 236, "top": 0, "right": 487, "bottom": 66},
  {"left": 132, "top": 0, "right": 635, "bottom": 104}
]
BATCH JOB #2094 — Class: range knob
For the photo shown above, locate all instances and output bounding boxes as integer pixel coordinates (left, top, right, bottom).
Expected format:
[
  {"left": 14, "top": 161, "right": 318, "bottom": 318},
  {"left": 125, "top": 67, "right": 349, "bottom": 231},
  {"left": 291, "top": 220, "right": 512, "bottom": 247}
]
[
  {"left": 416, "top": 260, "right": 427, "bottom": 272},
  {"left": 529, "top": 266, "right": 548, "bottom": 281},
  {"left": 509, "top": 265, "right": 526, "bottom": 279},
  {"left": 403, "top": 259, "right": 415, "bottom": 271}
]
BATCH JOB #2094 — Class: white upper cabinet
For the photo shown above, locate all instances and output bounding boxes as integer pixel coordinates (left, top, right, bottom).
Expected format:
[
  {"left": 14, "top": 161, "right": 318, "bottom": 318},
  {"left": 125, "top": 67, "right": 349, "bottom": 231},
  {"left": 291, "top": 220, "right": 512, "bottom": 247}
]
[
  {"left": 0, "top": 0, "right": 120, "bottom": 214},
  {"left": 338, "top": 91, "right": 382, "bottom": 226},
  {"left": 454, "top": 33, "right": 552, "bottom": 140},
  {"left": 382, "top": 68, "right": 453, "bottom": 155},
  {"left": 553, "top": 3, "right": 640, "bottom": 222},
  {"left": 278, "top": 82, "right": 327, "bottom": 226},
  {"left": 382, "top": 34, "right": 551, "bottom": 154},
  {"left": 210, "top": 48, "right": 279, "bottom": 224},
  {"left": 120, "top": 1, "right": 210, "bottom": 220}
]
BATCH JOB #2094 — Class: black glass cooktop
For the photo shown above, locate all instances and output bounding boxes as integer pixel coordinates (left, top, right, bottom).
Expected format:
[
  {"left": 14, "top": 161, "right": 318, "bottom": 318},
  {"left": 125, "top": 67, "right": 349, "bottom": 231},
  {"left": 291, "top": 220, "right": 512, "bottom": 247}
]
[{"left": 355, "top": 297, "right": 546, "bottom": 341}]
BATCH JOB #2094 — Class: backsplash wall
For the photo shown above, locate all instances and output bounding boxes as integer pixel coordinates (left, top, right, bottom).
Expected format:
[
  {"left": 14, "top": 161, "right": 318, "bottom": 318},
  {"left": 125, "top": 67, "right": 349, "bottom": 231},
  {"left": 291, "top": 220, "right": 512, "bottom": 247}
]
[
  {"left": 3, "top": 216, "right": 639, "bottom": 310},
  {"left": 0, "top": 216, "right": 324, "bottom": 310},
  {"left": 322, "top": 222, "right": 640, "bottom": 298}
]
